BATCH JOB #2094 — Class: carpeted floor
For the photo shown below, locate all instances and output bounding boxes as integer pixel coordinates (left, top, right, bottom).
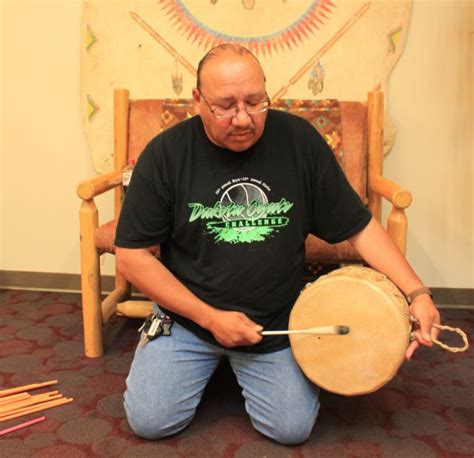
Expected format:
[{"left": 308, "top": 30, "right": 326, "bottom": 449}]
[{"left": 0, "top": 289, "right": 473, "bottom": 457}]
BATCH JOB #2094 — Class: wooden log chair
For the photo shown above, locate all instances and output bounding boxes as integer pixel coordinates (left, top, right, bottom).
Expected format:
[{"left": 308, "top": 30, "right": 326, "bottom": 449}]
[{"left": 77, "top": 89, "right": 412, "bottom": 357}]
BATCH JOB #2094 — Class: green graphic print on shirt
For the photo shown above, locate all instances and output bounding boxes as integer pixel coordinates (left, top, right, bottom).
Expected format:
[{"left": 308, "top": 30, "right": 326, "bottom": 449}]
[{"left": 187, "top": 177, "right": 294, "bottom": 244}]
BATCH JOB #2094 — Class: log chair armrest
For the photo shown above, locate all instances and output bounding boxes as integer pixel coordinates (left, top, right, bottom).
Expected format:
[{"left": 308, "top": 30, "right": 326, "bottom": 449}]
[
  {"left": 77, "top": 169, "right": 123, "bottom": 200},
  {"left": 369, "top": 174, "right": 413, "bottom": 209}
]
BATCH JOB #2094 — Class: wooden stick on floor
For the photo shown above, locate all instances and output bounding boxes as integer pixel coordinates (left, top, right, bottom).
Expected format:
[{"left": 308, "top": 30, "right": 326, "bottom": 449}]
[
  {"left": 0, "top": 380, "right": 58, "bottom": 398},
  {"left": 0, "top": 392, "right": 31, "bottom": 406},
  {"left": 0, "top": 397, "right": 73, "bottom": 423},
  {"left": 0, "top": 392, "right": 61, "bottom": 415},
  {"left": 0, "top": 416, "right": 46, "bottom": 436}
]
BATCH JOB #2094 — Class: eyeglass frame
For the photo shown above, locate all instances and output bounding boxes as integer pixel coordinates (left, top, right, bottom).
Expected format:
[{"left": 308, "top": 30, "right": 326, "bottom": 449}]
[{"left": 197, "top": 89, "right": 270, "bottom": 119}]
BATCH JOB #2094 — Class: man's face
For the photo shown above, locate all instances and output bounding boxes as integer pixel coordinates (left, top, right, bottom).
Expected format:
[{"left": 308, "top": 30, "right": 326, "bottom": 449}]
[{"left": 192, "top": 53, "right": 268, "bottom": 152}]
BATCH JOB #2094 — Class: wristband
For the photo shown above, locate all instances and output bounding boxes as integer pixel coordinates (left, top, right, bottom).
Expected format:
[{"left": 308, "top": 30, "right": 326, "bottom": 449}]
[{"left": 406, "top": 286, "right": 432, "bottom": 304}]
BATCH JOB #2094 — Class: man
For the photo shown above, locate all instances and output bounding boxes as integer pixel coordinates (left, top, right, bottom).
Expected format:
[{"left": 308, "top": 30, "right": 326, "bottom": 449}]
[{"left": 115, "top": 44, "right": 440, "bottom": 444}]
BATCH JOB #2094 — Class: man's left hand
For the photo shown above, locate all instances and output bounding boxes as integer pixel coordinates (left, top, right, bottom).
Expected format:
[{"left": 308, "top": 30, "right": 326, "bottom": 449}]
[{"left": 405, "top": 296, "right": 441, "bottom": 360}]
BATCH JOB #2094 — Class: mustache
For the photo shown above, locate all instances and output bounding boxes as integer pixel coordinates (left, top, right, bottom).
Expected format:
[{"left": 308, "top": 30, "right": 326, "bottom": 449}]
[{"left": 229, "top": 128, "right": 254, "bottom": 135}]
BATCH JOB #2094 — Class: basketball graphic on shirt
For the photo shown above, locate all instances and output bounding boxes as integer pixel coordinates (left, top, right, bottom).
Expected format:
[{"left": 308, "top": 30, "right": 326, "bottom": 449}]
[
  {"left": 190, "top": 178, "right": 293, "bottom": 243},
  {"left": 220, "top": 183, "right": 268, "bottom": 222}
]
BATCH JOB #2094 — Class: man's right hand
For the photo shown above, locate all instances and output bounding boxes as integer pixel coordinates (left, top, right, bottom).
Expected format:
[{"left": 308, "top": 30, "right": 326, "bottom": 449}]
[{"left": 204, "top": 309, "right": 263, "bottom": 348}]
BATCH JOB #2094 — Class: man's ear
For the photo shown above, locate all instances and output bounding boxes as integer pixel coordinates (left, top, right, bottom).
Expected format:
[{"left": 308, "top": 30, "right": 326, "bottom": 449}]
[{"left": 192, "top": 88, "right": 201, "bottom": 115}]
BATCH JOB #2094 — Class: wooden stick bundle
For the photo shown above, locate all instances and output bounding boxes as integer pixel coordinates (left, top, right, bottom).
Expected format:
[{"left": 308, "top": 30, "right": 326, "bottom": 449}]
[
  {"left": 0, "top": 391, "right": 60, "bottom": 415},
  {"left": 0, "top": 397, "right": 73, "bottom": 422},
  {"left": 0, "top": 380, "right": 73, "bottom": 423},
  {"left": 0, "top": 392, "right": 31, "bottom": 406}
]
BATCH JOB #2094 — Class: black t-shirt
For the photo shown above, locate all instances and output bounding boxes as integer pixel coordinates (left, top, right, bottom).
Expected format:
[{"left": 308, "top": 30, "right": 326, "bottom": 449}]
[{"left": 115, "top": 109, "right": 371, "bottom": 353}]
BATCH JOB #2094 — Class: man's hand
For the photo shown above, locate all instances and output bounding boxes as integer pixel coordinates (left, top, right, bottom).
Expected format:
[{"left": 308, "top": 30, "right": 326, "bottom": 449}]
[
  {"left": 205, "top": 309, "right": 263, "bottom": 348},
  {"left": 405, "top": 296, "right": 441, "bottom": 360}
]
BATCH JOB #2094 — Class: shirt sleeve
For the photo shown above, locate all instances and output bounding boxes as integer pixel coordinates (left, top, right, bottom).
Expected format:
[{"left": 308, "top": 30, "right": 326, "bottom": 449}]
[
  {"left": 310, "top": 136, "right": 372, "bottom": 244},
  {"left": 115, "top": 138, "right": 172, "bottom": 248}
]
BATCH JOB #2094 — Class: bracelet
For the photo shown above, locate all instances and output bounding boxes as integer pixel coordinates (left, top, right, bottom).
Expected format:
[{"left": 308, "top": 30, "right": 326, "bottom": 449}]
[{"left": 406, "top": 286, "right": 433, "bottom": 304}]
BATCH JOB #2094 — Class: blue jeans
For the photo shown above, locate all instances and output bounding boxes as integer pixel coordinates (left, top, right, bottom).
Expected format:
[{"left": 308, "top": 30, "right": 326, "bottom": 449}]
[{"left": 124, "top": 322, "right": 320, "bottom": 445}]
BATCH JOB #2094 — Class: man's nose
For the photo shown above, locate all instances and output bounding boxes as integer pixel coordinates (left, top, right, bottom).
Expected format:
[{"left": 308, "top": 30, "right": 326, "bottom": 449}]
[{"left": 231, "top": 107, "right": 252, "bottom": 127}]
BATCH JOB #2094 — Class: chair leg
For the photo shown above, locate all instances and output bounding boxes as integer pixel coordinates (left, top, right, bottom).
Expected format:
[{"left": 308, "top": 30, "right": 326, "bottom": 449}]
[
  {"left": 387, "top": 207, "right": 408, "bottom": 255},
  {"left": 102, "top": 288, "right": 129, "bottom": 323},
  {"left": 116, "top": 300, "right": 152, "bottom": 318},
  {"left": 79, "top": 200, "right": 104, "bottom": 357}
]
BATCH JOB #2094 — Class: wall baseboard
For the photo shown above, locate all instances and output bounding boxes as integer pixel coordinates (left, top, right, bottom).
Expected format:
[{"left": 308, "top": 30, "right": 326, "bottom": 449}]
[
  {"left": 0, "top": 270, "right": 472, "bottom": 307},
  {"left": 0, "top": 270, "right": 114, "bottom": 294},
  {"left": 430, "top": 287, "right": 473, "bottom": 307}
]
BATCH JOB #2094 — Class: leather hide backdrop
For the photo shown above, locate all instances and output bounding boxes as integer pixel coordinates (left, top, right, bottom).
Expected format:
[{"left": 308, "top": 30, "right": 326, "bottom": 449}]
[{"left": 80, "top": 0, "right": 412, "bottom": 173}]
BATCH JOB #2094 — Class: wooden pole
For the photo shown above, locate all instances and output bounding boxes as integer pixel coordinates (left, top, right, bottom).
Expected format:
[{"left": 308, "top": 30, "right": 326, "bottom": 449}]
[
  {"left": 114, "top": 88, "right": 129, "bottom": 219},
  {"left": 387, "top": 207, "right": 408, "bottom": 255},
  {"left": 369, "top": 174, "right": 412, "bottom": 210},
  {"left": 367, "top": 91, "right": 384, "bottom": 222},
  {"left": 77, "top": 170, "right": 122, "bottom": 200},
  {"left": 116, "top": 300, "right": 152, "bottom": 319},
  {"left": 113, "top": 89, "right": 132, "bottom": 301},
  {"left": 102, "top": 288, "right": 130, "bottom": 324},
  {"left": 79, "top": 200, "right": 103, "bottom": 357}
]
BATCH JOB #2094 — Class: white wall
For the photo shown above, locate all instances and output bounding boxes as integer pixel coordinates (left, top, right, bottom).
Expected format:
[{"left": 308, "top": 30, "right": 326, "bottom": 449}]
[
  {"left": 1, "top": 0, "right": 115, "bottom": 277},
  {"left": 0, "top": 1, "right": 4, "bottom": 271},
  {"left": 0, "top": 0, "right": 472, "bottom": 288},
  {"left": 386, "top": 0, "right": 473, "bottom": 287}
]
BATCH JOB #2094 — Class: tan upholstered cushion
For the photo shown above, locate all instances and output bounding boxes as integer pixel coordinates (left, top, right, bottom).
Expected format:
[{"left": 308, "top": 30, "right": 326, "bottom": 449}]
[
  {"left": 271, "top": 99, "right": 345, "bottom": 162},
  {"left": 339, "top": 101, "right": 368, "bottom": 204}
]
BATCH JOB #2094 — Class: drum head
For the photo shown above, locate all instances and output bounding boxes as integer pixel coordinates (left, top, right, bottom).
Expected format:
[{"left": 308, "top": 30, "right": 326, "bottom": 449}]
[{"left": 289, "top": 268, "right": 410, "bottom": 396}]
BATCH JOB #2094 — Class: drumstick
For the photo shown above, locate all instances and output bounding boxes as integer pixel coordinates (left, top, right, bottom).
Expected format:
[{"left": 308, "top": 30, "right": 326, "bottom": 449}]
[{"left": 261, "top": 325, "right": 350, "bottom": 336}]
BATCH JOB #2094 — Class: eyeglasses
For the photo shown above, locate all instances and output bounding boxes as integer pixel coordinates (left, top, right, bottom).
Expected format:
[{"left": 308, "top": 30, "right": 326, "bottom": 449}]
[{"left": 198, "top": 90, "right": 270, "bottom": 119}]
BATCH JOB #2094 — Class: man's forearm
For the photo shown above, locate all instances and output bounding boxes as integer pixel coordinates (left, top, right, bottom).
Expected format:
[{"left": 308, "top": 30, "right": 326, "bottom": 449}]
[
  {"left": 115, "top": 247, "right": 263, "bottom": 347},
  {"left": 116, "top": 247, "right": 216, "bottom": 329}
]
